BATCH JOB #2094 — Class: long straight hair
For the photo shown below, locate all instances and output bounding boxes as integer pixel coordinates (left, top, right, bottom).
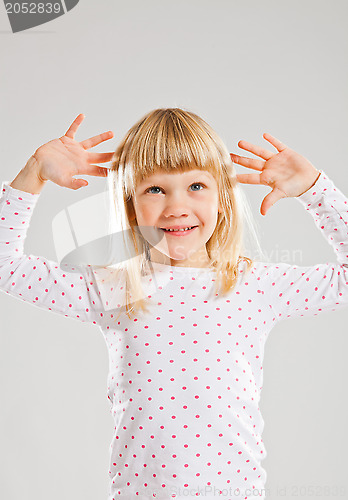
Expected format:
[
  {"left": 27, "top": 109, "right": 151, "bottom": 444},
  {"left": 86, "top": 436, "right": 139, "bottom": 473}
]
[{"left": 99, "top": 108, "right": 264, "bottom": 320}]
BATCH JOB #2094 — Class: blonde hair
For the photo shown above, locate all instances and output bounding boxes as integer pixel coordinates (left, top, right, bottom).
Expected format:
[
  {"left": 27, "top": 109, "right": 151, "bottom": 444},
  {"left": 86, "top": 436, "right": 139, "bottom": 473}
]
[{"left": 100, "top": 107, "right": 264, "bottom": 320}]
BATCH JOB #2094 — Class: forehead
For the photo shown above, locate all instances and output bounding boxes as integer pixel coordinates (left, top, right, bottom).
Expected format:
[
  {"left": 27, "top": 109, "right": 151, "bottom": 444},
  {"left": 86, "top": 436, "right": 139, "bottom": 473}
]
[{"left": 137, "top": 169, "right": 215, "bottom": 185}]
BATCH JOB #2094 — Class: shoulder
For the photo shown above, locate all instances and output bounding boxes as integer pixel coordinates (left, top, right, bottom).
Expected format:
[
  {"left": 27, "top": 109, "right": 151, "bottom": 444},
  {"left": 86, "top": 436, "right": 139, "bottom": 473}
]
[
  {"left": 90, "top": 264, "right": 127, "bottom": 285},
  {"left": 237, "top": 257, "right": 295, "bottom": 287}
]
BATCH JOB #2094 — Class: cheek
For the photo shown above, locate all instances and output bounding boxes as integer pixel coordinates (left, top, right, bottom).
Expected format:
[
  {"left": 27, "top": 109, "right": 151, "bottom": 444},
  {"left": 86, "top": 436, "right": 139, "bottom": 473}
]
[
  {"left": 134, "top": 203, "right": 155, "bottom": 222},
  {"left": 203, "top": 194, "right": 220, "bottom": 215}
]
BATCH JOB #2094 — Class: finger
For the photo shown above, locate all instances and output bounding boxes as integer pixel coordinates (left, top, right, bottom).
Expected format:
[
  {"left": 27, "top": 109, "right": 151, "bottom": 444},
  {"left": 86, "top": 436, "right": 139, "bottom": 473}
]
[
  {"left": 236, "top": 173, "right": 263, "bottom": 185},
  {"left": 236, "top": 172, "right": 277, "bottom": 187},
  {"left": 237, "top": 140, "right": 274, "bottom": 161},
  {"left": 231, "top": 153, "right": 264, "bottom": 172},
  {"left": 83, "top": 164, "right": 111, "bottom": 177},
  {"left": 80, "top": 131, "right": 114, "bottom": 150},
  {"left": 69, "top": 177, "right": 89, "bottom": 190},
  {"left": 262, "top": 133, "right": 287, "bottom": 152},
  {"left": 65, "top": 114, "right": 85, "bottom": 140},
  {"left": 87, "top": 152, "right": 115, "bottom": 163},
  {"left": 260, "top": 188, "right": 287, "bottom": 216}
]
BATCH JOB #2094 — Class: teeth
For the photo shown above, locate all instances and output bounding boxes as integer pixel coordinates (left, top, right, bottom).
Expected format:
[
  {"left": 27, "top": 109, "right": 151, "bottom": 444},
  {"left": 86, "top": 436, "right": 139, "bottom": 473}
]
[{"left": 163, "top": 226, "right": 195, "bottom": 232}]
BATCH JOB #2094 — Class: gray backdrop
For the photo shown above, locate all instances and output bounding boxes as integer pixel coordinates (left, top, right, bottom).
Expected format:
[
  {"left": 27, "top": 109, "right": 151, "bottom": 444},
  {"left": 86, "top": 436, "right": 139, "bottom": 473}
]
[{"left": 1, "top": 1, "right": 348, "bottom": 499}]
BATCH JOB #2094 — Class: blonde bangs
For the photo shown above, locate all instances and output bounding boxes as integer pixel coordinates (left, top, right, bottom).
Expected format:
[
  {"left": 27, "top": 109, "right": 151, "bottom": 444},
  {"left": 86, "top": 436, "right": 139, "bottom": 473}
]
[{"left": 116, "top": 109, "right": 223, "bottom": 194}]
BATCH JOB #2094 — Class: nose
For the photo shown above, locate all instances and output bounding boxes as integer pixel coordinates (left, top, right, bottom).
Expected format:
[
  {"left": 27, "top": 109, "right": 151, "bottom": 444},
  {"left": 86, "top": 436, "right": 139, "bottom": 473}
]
[{"left": 162, "top": 193, "right": 192, "bottom": 218}]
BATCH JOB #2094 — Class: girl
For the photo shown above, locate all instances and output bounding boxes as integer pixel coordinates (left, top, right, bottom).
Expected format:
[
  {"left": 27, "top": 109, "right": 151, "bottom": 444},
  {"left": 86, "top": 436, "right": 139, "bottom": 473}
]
[{"left": 1, "top": 108, "right": 348, "bottom": 500}]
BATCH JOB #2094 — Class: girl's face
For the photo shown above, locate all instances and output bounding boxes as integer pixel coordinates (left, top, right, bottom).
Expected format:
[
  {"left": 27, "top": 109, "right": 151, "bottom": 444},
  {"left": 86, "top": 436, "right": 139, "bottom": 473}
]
[{"left": 130, "top": 169, "right": 223, "bottom": 267}]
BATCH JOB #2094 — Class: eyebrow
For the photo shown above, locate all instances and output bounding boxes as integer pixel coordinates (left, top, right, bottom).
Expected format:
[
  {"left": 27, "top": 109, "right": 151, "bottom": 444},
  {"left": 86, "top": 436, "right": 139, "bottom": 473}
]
[{"left": 138, "top": 171, "right": 212, "bottom": 186}]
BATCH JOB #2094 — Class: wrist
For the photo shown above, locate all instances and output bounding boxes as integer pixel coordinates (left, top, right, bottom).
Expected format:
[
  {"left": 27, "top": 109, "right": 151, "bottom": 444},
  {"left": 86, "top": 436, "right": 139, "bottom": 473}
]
[
  {"left": 297, "top": 170, "right": 321, "bottom": 197},
  {"left": 9, "top": 156, "right": 47, "bottom": 194},
  {"left": 29, "top": 154, "right": 47, "bottom": 182}
]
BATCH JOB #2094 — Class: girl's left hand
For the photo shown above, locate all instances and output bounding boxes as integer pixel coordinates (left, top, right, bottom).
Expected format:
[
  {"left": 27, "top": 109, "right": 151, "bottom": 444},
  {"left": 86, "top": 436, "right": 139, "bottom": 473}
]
[{"left": 230, "top": 133, "right": 321, "bottom": 216}]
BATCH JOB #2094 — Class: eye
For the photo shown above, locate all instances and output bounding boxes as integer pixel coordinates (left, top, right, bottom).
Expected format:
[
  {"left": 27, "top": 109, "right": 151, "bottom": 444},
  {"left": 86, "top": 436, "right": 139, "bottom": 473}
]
[
  {"left": 145, "top": 182, "right": 206, "bottom": 194},
  {"left": 190, "top": 182, "right": 206, "bottom": 191},
  {"left": 145, "top": 185, "right": 162, "bottom": 194}
]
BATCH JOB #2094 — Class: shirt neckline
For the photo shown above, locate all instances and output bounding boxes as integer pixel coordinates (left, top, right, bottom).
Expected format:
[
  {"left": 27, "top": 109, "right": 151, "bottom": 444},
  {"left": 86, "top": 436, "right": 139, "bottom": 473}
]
[{"left": 149, "top": 261, "right": 216, "bottom": 273}]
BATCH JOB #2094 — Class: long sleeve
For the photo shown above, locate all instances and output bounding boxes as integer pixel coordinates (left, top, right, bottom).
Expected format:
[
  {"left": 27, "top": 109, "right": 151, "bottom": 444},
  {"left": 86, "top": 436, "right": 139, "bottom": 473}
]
[
  {"left": 0, "top": 180, "right": 112, "bottom": 326},
  {"left": 268, "top": 170, "right": 348, "bottom": 322}
]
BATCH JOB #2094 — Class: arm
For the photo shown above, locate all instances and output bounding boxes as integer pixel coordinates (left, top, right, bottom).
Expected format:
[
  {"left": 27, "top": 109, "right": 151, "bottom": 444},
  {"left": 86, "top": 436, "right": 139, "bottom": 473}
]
[
  {"left": 0, "top": 179, "right": 109, "bottom": 325},
  {"left": 269, "top": 170, "right": 348, "bottom": 321},
  {"left": 0, "top": 115, "right": 122, "bottom": 326},
  {"left": 231, "top": 132, "right": 348, "bottom": 321}
]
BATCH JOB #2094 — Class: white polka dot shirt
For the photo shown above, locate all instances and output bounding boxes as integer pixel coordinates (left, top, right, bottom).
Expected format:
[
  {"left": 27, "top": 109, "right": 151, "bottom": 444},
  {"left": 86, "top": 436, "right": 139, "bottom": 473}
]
[{"left": 1, "top": 170, "right": 348, "bottom": 499}]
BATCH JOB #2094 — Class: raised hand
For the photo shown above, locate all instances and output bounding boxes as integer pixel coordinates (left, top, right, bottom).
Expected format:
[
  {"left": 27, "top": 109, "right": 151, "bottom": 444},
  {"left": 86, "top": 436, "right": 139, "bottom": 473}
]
[
  {"left": 32, "top": 114, "right": 115, "bottom": 190},
  {"left": 230, "top": 133, "right": 321, "bottom": 216}
]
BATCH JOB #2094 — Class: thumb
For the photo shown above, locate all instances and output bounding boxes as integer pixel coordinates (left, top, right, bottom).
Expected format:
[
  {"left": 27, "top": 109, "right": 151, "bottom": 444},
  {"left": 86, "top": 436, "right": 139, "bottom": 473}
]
[
  {"left": 71, "top": 178, "right": 88, "bottom": 190},
  {"left": 260, "top": 188, "right": 284, "bottom": 216}
]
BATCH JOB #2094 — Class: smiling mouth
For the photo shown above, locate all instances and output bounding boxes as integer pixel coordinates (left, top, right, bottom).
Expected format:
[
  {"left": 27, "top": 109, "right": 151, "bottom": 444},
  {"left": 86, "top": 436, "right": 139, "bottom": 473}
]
[
  {"left": 161, "top": 225, "right": 198, "bottom": 231},
  {"left": 159, "top": 226, "right": 198, "bottom": 235}
]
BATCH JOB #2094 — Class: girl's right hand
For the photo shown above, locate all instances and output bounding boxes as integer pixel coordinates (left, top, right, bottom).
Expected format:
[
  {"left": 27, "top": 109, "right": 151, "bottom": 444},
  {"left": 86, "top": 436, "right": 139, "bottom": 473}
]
[{"left": 32, "top": 114, "right": 115, "bottom": 190}]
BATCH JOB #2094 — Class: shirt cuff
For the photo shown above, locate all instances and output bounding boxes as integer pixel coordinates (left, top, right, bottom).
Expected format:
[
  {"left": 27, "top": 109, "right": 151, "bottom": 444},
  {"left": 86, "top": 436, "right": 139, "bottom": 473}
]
[
  {"left": 1, "top": 180, "right": 41, "bottom": 203},
  {"left": 295, "top": 170, "right": 329, "bottom": 205}
]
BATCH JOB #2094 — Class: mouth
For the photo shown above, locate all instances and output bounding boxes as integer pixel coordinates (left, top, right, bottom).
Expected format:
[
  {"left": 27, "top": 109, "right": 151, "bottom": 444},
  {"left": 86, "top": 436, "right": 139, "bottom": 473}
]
[{"left": 160, "top": 225, "right": 198, "bottom": 236}]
